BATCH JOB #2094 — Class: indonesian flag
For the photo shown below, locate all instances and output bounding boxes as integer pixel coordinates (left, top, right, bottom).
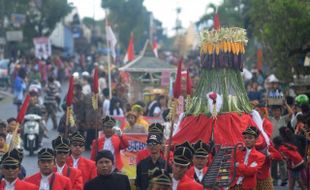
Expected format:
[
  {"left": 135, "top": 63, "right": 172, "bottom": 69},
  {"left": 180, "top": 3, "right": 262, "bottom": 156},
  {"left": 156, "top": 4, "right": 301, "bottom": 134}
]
[
  {"left": 123, "top": 32, "right": 135, "bottom": 63},
  {"left": 16, "top": 94, "right": 30, "bottom": 124},
  {"left": 213, "top": 13, "right": 221, "bottom": 30},
  {"left": 173, "top": 58, "right": 183, "bottom": 99},
  {"left": 105, "top": 23, "right": 117, "bottom": 60},
  {"left": 153, "top": 38, "right": 158, "bottom": 58}
]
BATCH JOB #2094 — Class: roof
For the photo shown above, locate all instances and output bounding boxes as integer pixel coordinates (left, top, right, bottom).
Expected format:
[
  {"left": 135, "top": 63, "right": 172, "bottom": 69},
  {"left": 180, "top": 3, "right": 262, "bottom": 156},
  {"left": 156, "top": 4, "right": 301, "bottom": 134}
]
[
  {"left": 119, "top": 56, "right": 176, "bottom": 72},
  {"left": 119, "top": 40, "right": 176, "bottom": 73}
]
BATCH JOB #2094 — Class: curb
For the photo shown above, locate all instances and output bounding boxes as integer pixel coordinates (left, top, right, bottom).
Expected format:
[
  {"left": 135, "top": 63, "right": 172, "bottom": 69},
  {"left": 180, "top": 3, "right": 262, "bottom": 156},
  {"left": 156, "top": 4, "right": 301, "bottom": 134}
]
[{"left": 0, "top": 90, "right": 13, "bottom": 97}]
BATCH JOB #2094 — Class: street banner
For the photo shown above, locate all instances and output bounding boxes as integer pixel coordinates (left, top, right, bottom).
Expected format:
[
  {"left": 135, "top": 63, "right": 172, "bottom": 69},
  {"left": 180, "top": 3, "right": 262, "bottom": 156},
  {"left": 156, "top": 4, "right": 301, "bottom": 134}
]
[
  {"left": 33, "top": 37, "right": 51, "bottom": 59},
  {"left": 121, "top": 133, "right": 148, "bottom": 179}
]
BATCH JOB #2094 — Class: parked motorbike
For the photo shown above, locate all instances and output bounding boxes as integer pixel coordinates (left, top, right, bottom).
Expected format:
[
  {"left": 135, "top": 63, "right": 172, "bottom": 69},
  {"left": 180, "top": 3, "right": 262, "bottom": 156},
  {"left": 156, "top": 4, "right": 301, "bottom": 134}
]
[{"left": 22, "top": 114, "right": 41, "bottom": 156}]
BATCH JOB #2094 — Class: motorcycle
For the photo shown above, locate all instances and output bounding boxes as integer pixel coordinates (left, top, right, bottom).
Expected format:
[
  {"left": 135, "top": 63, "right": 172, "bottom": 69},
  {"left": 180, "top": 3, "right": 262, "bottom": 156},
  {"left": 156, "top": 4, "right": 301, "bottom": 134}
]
[{"left": 22, "top": 114, "right": 41, "bottom": 156}]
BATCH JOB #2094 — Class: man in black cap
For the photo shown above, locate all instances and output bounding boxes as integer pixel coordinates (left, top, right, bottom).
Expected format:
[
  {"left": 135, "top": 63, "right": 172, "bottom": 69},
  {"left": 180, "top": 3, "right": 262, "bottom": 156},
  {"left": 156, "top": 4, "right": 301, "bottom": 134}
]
[
  {"left": 66, "top": 131, "right": 97, "bottom": 184},
  {"left": 171, "top": 141, "right": 203, "bottom": 190},
  {"left": 136, "top": 123, "right": 172, "bottom": 164},
  {"left": 136, "top": 134, "right": 172, "bottom": 190},
  {"left": 0, "top": 148, "right": 38, "bottom": 189},
  {"left": 52, "top": 136, "right": 83, "bottom": 189},
  {"left": 84, "top": 150, "right": 131, "bottom": 190},
  {"left": 147, "top": 167, "right": 172, "bottom": 190},
  {"left": 185, "top": 140, "right": 210, "bottom": 184},
  {"left": 229, "top": 126, "right": 265, "bottom": 190},
  {"left": 24, "top": 148, "right": 72, "bottom": 190},
  {"left": 90, "top": 116, "right": 129, "bottom": 172}
]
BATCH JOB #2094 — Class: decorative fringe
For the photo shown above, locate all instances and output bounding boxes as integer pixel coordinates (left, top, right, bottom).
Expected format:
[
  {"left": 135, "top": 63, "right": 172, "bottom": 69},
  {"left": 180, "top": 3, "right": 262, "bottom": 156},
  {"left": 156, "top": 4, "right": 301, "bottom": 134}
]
[
  {"left": 185, "top": 96, "right": 192, "bottom": 113},
  {"left": 66, "top": 106, "right": 75, "bottom": 127},
  {"left": 9, "top": 123, "right": 20, "bottom": 151},
  {"left": 92, "top": 93, "right": 99, "bottom": 110},
  {"left": 168, "top": 98, "right": 178, "bottom": 121}
]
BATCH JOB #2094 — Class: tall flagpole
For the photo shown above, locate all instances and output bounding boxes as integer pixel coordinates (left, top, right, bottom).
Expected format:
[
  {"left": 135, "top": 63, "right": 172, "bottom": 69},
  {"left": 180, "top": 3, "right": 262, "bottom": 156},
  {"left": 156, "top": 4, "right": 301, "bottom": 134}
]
[{"left": 105, "top": 10, "right": 112, "bottom": 99}]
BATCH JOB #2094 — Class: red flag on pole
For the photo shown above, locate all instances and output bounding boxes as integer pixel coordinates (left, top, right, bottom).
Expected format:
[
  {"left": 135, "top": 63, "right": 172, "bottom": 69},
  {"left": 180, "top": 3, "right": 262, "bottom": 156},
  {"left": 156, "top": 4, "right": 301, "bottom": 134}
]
[
  {"left": 173, "top": 58, "right": 183, "bottom": 98},
  {"left": 16, "top": 94, "right": 30, "bottom": 124},
  {"left": 93, "top": 66, "right": 99, "bottom": 94},
  {"left": 186, "top": 70, "right": 193, "bottom": 96},
  {"left": 257, "top": 48, "right": 263, "bottom": 71},
  {"left": 66, "top": 76, "right": 74, "bottom": 107},
  {"left": 213, "top": 13, "right": 221, "bottom": 30},
  {"left": 123, "top": 32, "right": 135, "bottom": 63},
  {"left": 153, "top": 38, "right": 158, "bottom": 58}
]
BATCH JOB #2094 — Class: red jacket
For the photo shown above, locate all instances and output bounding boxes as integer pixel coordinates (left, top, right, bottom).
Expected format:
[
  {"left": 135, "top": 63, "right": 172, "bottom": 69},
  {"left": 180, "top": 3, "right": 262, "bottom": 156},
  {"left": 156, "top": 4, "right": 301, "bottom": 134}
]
[
  {"left": 0, "top": 178, "right": 38, "bottom": 190},
  {"left": 136, "top": 149, "right": 174, "bottom": 164},
  {"left": 53, "top": 164, "right": 83, "bottom": 190},
  {"left": 90, "top": 134, "right": 129, "bottom": 171},
  {"left": 175, "top": 174, "right": 204, "bottom": 190},
  {"left": 66, "top": 156, "right": 97, "bottom": 184},
  {"left": 25, "top": 172, "right": 72, "bottom": 190},
  {"left": 279, "top": 144, "right": 304, "bottom": 169},
  {"left": 256, "top": 145, "right": 281, "bottom": 181},
  {"left": 231, "top": 147, "right": 265, "bottom": 189},
  {"left": 185, "top": 166, "right": 208, "bottom": 183}
]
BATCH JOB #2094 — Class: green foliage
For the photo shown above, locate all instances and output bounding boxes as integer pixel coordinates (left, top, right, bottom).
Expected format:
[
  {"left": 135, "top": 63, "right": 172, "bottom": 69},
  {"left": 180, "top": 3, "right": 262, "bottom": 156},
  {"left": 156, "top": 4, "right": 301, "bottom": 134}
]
[
  {"left": 248, "top": 0, "right": 310, "bottom": 79},
  {"left": 101, "top": 0, "right": 165, "bottom": 51}
]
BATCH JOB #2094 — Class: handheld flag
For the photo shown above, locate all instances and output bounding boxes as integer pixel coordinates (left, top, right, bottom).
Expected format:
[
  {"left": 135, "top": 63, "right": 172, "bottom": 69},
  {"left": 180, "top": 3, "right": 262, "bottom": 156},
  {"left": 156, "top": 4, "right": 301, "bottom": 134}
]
[
  {"left": 66, "top": 76, "right": 74, "bottom": 106},
  {"left": 16, "top": 94, "right": 30, "bottom": 124},
  {"left": 105, "top": 22, "right": 117, "bottom": 60}
]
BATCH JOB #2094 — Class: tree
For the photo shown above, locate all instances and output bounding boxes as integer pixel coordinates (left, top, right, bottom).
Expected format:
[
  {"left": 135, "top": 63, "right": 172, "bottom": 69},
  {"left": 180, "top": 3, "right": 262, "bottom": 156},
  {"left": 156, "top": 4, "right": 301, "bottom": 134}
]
[
  {"left": 248, "top": 0, "right": 310, "bottom": 79},
  {"left": 101, "top": 0, "right": 165, "bottom": 51}
]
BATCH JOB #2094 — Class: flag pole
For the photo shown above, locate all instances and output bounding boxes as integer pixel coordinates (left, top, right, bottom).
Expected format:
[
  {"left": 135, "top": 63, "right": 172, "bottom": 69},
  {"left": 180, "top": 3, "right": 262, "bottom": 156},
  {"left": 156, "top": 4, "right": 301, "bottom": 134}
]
[{"left": 105, "top": 10, "right": 112, "bottom": 99}]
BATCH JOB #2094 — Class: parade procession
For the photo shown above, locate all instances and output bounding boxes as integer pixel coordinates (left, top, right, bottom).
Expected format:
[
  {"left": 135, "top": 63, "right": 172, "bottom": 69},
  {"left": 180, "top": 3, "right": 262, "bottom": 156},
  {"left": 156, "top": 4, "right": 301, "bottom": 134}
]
[{"left": 0, "top": 0, "right": 310, "bottom": 190}]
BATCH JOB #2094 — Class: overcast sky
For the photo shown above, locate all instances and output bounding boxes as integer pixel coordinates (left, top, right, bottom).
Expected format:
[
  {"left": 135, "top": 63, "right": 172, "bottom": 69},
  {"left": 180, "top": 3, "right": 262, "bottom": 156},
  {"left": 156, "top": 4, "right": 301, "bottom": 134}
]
[{"left": 68, "top": 0, "right": 222, "bottom": 36}]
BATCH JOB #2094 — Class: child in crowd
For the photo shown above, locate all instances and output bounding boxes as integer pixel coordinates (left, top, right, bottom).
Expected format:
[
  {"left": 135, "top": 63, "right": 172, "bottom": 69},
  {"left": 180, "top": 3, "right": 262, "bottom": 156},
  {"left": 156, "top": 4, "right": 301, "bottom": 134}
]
[
  {"left": 0, "top": 133, "right": 9, "bottom": 159},
  {"left": 273, "top": 136, "right": 307, "bottom": 190}
]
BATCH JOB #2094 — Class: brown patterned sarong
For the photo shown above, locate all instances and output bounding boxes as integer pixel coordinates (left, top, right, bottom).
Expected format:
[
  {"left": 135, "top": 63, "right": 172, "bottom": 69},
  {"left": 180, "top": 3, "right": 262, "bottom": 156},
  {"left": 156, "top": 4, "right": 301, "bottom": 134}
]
[{"left": 255, "top": 176, "right": 273, "bottom": 190}]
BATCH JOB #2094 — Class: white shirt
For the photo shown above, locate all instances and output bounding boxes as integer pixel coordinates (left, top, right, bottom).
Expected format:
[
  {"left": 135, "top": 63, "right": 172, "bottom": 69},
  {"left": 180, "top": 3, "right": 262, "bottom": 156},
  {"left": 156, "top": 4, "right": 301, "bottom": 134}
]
[
  {"left": 194, "top": 167, "right": 204, "bottom": 182},
  {"left": 4, "top": 179, "right": 17, "bottom": 190},
  {"left": 40, "top": 173, "right": 53, "bottom": 190},
  {"left": 82, "top": 84, "right": 91, "bottom": 95},
  {"left": 103, "top": 137, "right": 116, "bottom": 169},
  {"left": 72, "top": 156, "right": 80, "bottom": 168},
  {"left": 172, "top": 178, "right": 180, "bottom": 190},
  {"left": 56, "top": 164, "right": 65, "bottom": 175},
  {"left": 102, "top": 99, "right": 110, "bottom": 116},
  {"left": 236, "top": 148, "right": 252, "bottom": 184}
]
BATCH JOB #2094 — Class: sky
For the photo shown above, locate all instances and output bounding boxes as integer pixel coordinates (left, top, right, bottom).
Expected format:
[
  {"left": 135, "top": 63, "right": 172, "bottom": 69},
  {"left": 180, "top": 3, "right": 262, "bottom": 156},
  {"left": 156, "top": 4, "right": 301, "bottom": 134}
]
[{"left": 68, "top": 0, "right": 222, "bottom": 36}]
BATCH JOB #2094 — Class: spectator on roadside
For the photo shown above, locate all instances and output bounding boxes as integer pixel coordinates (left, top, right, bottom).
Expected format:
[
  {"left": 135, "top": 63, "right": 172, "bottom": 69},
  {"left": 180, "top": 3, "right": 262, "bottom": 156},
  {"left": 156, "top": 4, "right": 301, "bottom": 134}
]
[
  {"left": 44, "top": 76, "right": 58, "bottom": 130},
  {"left": 146, "top": 95, "right": 167, "bottom": 117},
  {"left": 13, "top": 68, "right": 27, "bottom": 111},
  {"left": 109, "top": 97, "right": 124, "bottom": 117},
  {"left": 123, "top": 112, "right": 146, "bottom": 134},
  {"left": 81, "top": 72, "right": 91, "bottom": 95}
]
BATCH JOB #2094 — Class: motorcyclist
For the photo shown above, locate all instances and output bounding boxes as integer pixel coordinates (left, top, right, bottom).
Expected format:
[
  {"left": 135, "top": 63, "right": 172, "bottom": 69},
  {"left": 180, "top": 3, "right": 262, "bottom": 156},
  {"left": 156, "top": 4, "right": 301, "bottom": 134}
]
[{"left": 25, "top": 89, "right": 48, "bottom": 146}]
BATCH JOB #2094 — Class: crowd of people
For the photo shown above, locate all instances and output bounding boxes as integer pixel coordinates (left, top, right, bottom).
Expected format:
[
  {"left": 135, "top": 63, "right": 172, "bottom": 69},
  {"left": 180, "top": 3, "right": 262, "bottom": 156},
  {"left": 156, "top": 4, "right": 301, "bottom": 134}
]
[{"left": 0, "top": 50, "right": 310, "bottom": 190}]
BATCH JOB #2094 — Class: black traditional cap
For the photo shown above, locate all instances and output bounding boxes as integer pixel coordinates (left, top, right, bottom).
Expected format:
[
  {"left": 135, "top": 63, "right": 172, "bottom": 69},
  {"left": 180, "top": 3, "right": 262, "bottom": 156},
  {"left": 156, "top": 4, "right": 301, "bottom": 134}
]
[
  {"left": 69, "top": 131, "right": 85, "bottom": 144},
  {"left": 1, "top": 149, "right": 22, "bottom": 166},
  {"left": 242, "top": 126, "right": 260, "bottom": 138},
  {"left": 147, "top": 134, "right": 162, "bottom": 145},
  {"left": 16, "top": 148, "right": 24, "bottom": 160},
  {"left": 96, "top": 150, "right": 114, "bottom": 164},
  {"left": 52, "top": 136, "right": 70, "bottom": 153},
  {"left": 148, "top": 123, "right": 164, "bottom": 135},
  {"left": 192, "top": 140, "right": 210, "bottom": 157},
  {"left": 38, "top": 148, "right": 55, "bottom": 161},
  {"left": 0, "top": 119, "right": 7, "bottom": 127},
  {"left": 149, "top": 167, "right": 172, "bottom": 187},
  {"left": 173, "top": 141, "right": 194, "bottom": 166},
  {"left": 102, "top": 116, "right": 116, "bottom": 127}
]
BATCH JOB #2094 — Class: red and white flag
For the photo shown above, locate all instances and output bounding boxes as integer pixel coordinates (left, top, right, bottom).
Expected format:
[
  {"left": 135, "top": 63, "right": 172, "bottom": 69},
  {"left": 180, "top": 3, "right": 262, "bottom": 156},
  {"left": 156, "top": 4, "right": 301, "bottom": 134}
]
[
  {"left": 153, "top": 38, "right": 158, "bottom": 58},
  {"left": 105, "top": 23, "right": 117, "bottom": 60},
  {"left": 123, "top": 32, "right": 135, "bottom": 63}
]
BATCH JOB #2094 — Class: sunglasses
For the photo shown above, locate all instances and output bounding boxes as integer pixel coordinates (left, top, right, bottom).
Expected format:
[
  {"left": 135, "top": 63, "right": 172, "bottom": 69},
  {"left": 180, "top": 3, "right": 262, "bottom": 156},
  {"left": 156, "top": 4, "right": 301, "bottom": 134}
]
[{"left": 3, "top": 165, "right": 19, "bottom": 170}]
